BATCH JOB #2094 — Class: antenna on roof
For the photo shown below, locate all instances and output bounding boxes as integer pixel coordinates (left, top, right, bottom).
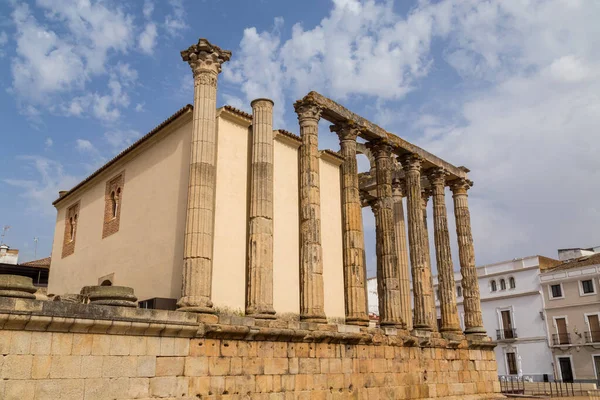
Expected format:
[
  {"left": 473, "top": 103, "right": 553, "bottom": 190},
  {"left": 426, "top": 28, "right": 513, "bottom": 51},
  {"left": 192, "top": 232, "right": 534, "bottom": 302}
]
[
  {"left": 0, "top": 226, "right": 10, "bottom": 245},
  {"left": 34, "top": 237, "right": 39, "bottom": 259}
]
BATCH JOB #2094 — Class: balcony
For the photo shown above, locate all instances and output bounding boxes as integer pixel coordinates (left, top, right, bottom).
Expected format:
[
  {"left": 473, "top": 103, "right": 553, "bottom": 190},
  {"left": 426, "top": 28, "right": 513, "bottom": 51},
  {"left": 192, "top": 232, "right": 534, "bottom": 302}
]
[
  {"left": 584, "top": 331, "right": 600, "bottom": 344},
  {"left": 496, "top": 329, "right": 518, "bottom": 340},
  {"left": 552, "top": 333, "right": 571, "bottom": 345}
]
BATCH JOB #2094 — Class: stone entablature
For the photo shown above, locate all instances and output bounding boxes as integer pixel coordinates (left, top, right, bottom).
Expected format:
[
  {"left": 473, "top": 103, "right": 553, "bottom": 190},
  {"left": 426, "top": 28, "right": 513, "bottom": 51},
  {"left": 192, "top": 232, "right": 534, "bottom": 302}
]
[{"left": 0, "top": 297, "right": 501, "bottom": 399}]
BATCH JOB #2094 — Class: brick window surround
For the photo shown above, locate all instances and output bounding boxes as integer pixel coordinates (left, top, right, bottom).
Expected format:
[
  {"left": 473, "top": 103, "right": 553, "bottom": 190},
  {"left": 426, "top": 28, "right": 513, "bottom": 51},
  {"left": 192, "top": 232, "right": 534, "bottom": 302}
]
[
  {"left": 61, "top": 201, "right": 80, "bottom": 258},
  {"left": 103, "top": 173, "right": 124, "bottom": 238}
]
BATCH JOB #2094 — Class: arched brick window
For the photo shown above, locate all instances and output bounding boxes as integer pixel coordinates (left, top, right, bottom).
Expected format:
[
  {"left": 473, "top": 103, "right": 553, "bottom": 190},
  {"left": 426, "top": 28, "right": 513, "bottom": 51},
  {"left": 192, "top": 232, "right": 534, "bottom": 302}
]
[
  {"left": 62, "top": 202, "right": 80, "bottom": 258},
  {"left": 103, "top": 173, "right": 124, "bottom": 238}
]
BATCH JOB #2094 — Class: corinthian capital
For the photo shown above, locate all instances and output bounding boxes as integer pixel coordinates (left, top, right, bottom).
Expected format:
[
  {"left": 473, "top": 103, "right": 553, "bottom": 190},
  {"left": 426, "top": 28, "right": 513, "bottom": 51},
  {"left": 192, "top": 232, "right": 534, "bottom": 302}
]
[
  {"left": 426, "top": 167, "right": 449, "bottom": 187},
  {"left": 294, "top": 98, "right": 322, "bottom": 123},
  {"left": 181, "top": 38, "right": 232, "bottom": 77},
  {"left": 449, "top": 178, "right": 473, "bottom": 195},
  {"left": 330, "top": 121, "right": 360, "bottom": 142},
  {"left": 366, "top": 139, "right": 392, "bottom": 159},
  {"left": 398, "top": 153, "right": 423, "bottom": 172}
]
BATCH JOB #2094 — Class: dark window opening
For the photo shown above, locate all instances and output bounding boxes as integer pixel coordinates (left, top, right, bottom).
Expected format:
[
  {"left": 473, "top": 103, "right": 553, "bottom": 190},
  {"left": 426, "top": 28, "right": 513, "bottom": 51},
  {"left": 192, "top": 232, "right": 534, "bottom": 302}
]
[{"left": 551, "top": 284, "right": 562, "bottom": 298}]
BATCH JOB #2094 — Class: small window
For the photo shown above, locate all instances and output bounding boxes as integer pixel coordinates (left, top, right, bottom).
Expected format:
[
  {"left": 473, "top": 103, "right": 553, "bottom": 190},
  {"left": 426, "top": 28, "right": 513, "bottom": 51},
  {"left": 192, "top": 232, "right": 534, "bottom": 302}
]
[
  {"left": 491, "top": 280, "right": 497, "bottom": 292},
  {"left": 62, "top": 202, "right": 80, "bottom": 258},
  {"left": 509, "top": 277, "right": 516, "bottom": 289},
  {"left": 103, "top": 173, "right": 124, "bottom": 238},
  {"left": 69, "top": 217, "right": 75, "bottom": 241},
  {"left": 581, "top": 280, "right": 595, "bottom": 294},
  {"left": 110, "top": 191, "right": 117, "bottom": 218},
  {"left": 500, "top": 279, "right": 506, "bottom": 290},
  {"left": 457, "top": 286, "right": 462, "bottom": 298},
  {"left": 551, "top": 284, "right": 563, "bottom": 298}
]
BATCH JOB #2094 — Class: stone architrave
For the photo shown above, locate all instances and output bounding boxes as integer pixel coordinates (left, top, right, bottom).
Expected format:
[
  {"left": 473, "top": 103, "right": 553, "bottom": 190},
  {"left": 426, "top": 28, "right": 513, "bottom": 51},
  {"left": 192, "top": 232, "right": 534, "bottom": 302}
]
[
  {"left": 392, "top": 179, "right": 412, "bottom": 331},
  {"left": 178, "top": 39, "right": 231, "bottom": 314},
  {"left": 330, "top": 122, "right": 369, "bottom": 326},
  {"left": 368, "top": 140, "right": 404, "bottom": 328},
  {"left": 427, "top": 168, "right": 461, "bottom": 333},
  {"left": 399, "top": 154, "right": 434, "bottom": 331},
  {"left": 450, "top": 178, "right": 486, "bottom": 336},
  {"left": 421, "top": 188, "right": 438, "bottom": 332},
  {"left": 246, "top": 98, "right": 276, "bottom": 319},
  {"left": 294, "top": 98, "right": 327, "bottom": 323}
]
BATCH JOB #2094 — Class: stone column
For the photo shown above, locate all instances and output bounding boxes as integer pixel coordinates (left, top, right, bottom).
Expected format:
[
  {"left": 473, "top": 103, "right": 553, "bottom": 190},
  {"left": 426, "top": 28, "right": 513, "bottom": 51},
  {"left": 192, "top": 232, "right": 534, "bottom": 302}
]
[
  {"left": 368, "top": 140, "right": 404, "bottom": 328},
  {"left": 178, "top": 38, "right": 231, "bottom": 314},
  {"left": 427, "top": 168, "right": 461, "bottom": 333},
  {"left": 246, "top": 98, "right": 276, "bottom": 319},
  {"left": 330, "top": 122, "right": 369, "bottom": 326},
  {"left": 450, "top": 178, "right": 486, "bottom": 336},
  {"left": 392, "top": 179, "right": 412, "bottom": 331},
  {"left": 294, "top": 98, "right": 327, "bottom": 323},
  {"left": 421, "top": 189, "right": 438, "bottom": 332},
  {"left": 399, "top": 154, "right": 434, "bottom": 331}
]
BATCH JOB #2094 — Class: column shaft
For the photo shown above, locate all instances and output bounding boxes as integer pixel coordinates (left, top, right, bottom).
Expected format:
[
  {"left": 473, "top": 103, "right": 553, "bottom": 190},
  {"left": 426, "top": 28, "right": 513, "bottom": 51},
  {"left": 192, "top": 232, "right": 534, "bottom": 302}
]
[
  {"left": 421, "top": 190, "right": 438, "bottom": 331},
  {"left": 331, "top": 123, "right": 369, "bottom": 326},
  {"left": 178, "top": 39, "right": 231, "bottom": 313},
  {"left": 450, "top": 178, "right": 486, "bottom": 335},
  {"left": 392, "top": 181, "right": 412, "bottom": 331},
  {"left": 246, "top": 99, "right": 276, "bottom": 319},
  {"left": 400, "top": 154, "right": 434, "bottom": 331},
  {"left": 369, "top": 141, "right": 404, "bottom": 328},
  {"left": 294, "top": 98, "right": 327, "bottom": 323},
  {"left": 428, "top": 169, "right": 461, "bottom": 333}
]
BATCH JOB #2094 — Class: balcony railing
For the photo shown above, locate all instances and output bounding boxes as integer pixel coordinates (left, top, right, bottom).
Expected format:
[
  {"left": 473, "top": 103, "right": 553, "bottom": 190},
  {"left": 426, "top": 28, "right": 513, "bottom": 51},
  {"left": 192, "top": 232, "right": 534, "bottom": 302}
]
[
  {"left": 552, "top": 333, "right": 571, "bottom": 345},
  {"left": 584, "top": 331, "right": 600, "bottom": 343},
  {"left": 496, "top": 328, "right": 518, "bottom": 340}
]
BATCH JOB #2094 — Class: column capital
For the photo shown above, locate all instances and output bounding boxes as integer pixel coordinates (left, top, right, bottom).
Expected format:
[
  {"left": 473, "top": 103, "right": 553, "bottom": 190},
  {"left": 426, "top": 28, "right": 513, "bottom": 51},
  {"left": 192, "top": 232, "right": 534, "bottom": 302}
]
[
  {"left": 449, "top": 178, "right": 473, "bottom": 195},
  {"left": 398, "top": 153, "right": 423, "bottom": 172},
  {"left": 366, "top": 139, "right": 392, "bottom": 159},
  {"left": 421, "top": 188, "right": 433, "bottom": 207},
  {"left": 294, "top": 98, "right": 322, "bottom": 123},
  {"left": 425, "top": 167, "right": 449, "bottom": 187},
  {"left": 392, "top": 178, "right": 406, "bottom": 199},
  {"left": 330, "top": 121, "right": 360, "bottom": 142},
  {"left": 181, "top": 38, "right": 232, "bottom": 78}
]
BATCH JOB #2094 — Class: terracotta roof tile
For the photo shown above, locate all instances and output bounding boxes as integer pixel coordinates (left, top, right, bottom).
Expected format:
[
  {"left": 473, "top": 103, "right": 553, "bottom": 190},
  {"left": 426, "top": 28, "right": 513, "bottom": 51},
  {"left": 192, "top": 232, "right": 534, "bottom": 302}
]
[
  {"left": 223, "top": 105, "right": 252, "bottom": 120},
  {"left": 544, "top": 252, "right": 600, "bottom": 272},
  {"left": 53, "top": 104, "right": 193, "bottom": 206},
  {"left": 20, "top": 257, "right": 51, "bottom": 268},
  {"left": 276, "top": 129, "right": 301, "bottom": 142}
]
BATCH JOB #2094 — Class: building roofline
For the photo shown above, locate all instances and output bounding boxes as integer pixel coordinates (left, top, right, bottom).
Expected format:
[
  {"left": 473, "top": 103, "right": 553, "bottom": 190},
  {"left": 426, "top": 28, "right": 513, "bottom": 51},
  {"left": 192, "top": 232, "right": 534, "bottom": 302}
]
[{"left": 53, "top": 105, "right": 193, "bottom": 206}]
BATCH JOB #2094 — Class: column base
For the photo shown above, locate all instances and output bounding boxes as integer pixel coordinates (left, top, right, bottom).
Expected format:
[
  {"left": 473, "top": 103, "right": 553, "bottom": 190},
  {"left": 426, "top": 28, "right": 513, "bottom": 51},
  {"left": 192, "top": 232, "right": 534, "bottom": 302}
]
[
  {"left": 441, "top": 331, "right": 465, "bottom": 342},
  {"left": 300, "top": 313, "right": 327, "bottom": 324},
  {"left": 345, "top": 316, "right": 370, "bottom": 327},
  {"left": 247, "top": 311, "right": 277, "bottom": 320},
  {"left": 465, "top": 326, "right": 487, "bottom": 335},
  {"left": 176, "top": 296, "right": 214, "bottom": 315}
]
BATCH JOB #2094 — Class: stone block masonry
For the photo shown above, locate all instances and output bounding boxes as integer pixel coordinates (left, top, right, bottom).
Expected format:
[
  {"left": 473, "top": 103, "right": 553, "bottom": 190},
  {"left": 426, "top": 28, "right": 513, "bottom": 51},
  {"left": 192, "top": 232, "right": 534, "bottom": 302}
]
[{"left": 0, "top": 297, "right": 502, "bottom": 399}]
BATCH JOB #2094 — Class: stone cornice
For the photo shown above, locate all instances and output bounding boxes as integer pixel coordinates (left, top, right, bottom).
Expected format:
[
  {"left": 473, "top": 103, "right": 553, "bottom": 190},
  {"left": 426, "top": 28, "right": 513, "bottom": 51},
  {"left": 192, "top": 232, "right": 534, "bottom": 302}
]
[
  {"left": 319, "top": 149, "right": 344, "bottom": 166},
  {"left": 218, "top": 106, "right": 252, "bottom": 127}
]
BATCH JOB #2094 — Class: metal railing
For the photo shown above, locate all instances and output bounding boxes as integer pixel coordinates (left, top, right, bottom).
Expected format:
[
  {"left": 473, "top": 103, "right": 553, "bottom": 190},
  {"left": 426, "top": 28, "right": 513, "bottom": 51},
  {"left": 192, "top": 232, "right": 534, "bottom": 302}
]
[
  {"left": 496, "top": 328, "right": 517, "bottom": 340},
  {"left": 552, "top": 333, "right": 571, "bottom": 345},
  {"left": 499, "top": 376, "right": 599, "bottom": 397},
  {"left": 584, "top": 331, "right": 600, "bottom": 344}
]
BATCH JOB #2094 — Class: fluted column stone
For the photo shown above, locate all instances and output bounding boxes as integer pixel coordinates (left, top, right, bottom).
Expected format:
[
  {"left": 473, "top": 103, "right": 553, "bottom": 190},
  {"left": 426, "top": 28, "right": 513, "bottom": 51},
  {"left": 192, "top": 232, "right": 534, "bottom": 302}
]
[
  {"left": 392, "top": 180, "right": 412, "bottom": 331},
  {"left": 399, "top": 154, "right": 434, "bottom": 331},
  {"left": 368, "top": 140, "right": 404, "bottom": 328},
  {"left": 294, "top": 98, "right": 327, "bottom": 323},
  {"left": 421, "top": 189, "right": 438, "bottom": 331},
  {"left": 450, "top": 178, "right": 486, "bottom": 336},
  {"left": 178, "top": 39, "right": 231, "bottom": 314},
  {"left": 427, "top": 168, "right": 461, "bottom": 333},
  {"left": 330, "top": 122, "right": 369, "bottom": 326},
  {"left": 246, "top": 98, "right": 276, "bottom": 319}
]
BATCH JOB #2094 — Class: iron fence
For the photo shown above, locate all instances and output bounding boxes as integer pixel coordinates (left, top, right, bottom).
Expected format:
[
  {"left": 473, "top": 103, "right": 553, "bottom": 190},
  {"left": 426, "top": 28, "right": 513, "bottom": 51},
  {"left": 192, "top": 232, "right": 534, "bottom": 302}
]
[
  {"left": 498, "top": 376, "right": 599, "bottom": 397},
  {"left": 584, "top": 331, "right": 600, "bottom": 344},
  {"left": 496, "top": 328, "right": 517, "bottom": 340},
  {"left": 552, "top": 333, "right": 571, "bottom": 345}
]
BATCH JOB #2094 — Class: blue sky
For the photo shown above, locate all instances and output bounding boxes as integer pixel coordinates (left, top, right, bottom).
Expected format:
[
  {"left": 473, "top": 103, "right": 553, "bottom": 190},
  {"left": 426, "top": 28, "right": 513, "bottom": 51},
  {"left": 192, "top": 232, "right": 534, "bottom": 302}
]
[{"left": 1, "top": 0, "right": 600, "bottom": 277}]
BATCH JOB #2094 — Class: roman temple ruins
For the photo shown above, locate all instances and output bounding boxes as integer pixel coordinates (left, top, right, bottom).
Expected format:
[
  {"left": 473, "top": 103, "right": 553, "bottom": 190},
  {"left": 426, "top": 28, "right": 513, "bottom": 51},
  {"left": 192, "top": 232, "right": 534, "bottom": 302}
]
[{"left": 0, "top": 38, "right": 501, "bottom": 399}]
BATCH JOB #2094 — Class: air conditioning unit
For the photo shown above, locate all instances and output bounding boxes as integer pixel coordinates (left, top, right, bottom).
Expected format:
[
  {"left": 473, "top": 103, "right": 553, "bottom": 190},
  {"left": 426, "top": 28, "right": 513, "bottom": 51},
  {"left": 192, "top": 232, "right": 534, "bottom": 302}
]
[{"left": 138, "top": 297, "right": 177, "bottom": 311}]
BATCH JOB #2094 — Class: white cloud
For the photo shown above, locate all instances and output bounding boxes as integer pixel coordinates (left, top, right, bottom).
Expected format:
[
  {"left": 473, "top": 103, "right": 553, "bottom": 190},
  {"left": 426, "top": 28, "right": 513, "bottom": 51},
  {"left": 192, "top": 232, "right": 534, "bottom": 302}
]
[
  {"left": 104, "top": 129, "right": 140, "bottom": 150},
  {"left": 164, "top": 0, "right": 187, "bottom": 36},
  {"left": 75, "top": 139, "right": 95, "bottom": 152},
  {"left": 44, "top": 138, "right": 53, "bottom": 149},
  {"left": 4, "top": 156, "right": 79, "bottom": 216},
  {"left": 135, "top": 103, "right": 145, "bottom": 112},
  {"left": 143, "top": 0, "right": 154, "bottom": 19},
  {"left": 0, "top": 31, "right": 7, "bottom": 57},
  {"left": 9, "top": 1, "right": 140, "bottom": 121},
  {"left": 139, "top": 22, "right": 157, "bottom": 54}
]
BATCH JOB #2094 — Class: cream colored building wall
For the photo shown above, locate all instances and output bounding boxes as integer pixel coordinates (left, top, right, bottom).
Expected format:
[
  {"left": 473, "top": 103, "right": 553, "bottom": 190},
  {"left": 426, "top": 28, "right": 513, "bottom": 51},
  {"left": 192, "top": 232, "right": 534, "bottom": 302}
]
[
  {"left": 272, "top": 135, "right": 300, "bottom": 315},
  {"left": 211, "top": 115, "right": 250, "bottom": 312},
  {"left": 48, "top": 114, "right": 193, "bottom": 301},
  {"left": 319, "top": 153, "right": 346, "bottom": 320}
]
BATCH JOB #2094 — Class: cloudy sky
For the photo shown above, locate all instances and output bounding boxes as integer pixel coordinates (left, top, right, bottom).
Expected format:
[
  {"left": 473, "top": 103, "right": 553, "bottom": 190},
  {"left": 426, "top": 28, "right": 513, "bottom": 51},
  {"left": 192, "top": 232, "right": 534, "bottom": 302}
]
[{"left": 1, "top": 0, "right": 599, "bottom": 277}]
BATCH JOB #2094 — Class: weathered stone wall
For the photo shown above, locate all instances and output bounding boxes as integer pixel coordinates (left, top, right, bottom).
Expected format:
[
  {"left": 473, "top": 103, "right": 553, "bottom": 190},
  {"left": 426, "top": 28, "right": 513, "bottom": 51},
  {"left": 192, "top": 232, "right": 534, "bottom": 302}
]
[{"left": 0, "top": 298, "right": 501, "bottom": 400}]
